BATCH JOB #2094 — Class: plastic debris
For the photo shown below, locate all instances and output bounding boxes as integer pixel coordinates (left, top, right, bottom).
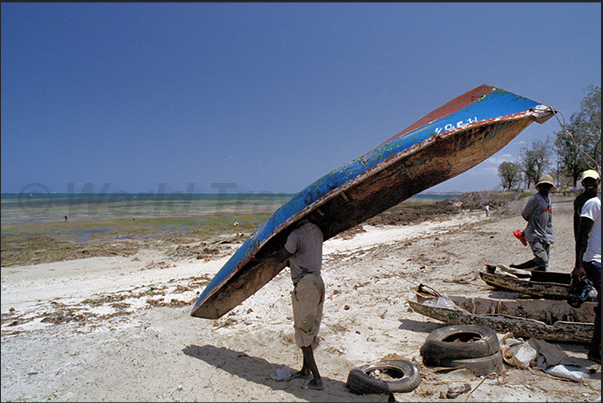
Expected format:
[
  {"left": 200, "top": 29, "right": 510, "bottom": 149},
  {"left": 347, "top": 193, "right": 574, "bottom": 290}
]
[
  {"left": 500, "top": 333, "right": 594, "bottom": 382},
  {"left": 270, "top": 366, "right": 292, "bottom": 381},
  {"left": 423, "top": 294, "right": 456, "bottom": 309},
  {"left": 545, "top": 364, "right": 589, "bottom": 383}
]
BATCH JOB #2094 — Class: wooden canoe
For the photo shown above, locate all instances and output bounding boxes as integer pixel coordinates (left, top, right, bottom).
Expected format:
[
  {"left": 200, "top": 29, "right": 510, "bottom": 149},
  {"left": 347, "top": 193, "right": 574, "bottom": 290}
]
[
  {"left": 479, "top": 264, "right": 571, "bottom": 300},
  {"left": 407, "top": 285, "right": 595, "bottom": 344},
  {"left": 191, "top": 85, "right": 556, "bottom": 319}
]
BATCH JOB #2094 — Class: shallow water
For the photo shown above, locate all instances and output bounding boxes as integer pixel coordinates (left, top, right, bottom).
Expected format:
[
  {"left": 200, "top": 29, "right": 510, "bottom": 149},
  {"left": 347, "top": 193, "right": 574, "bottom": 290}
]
[
  {"left": 1, "top": 192, "right": 459, "bottom": 225},
  {"left": 1, "top": 193, "right": 295, "bottom": 224}
]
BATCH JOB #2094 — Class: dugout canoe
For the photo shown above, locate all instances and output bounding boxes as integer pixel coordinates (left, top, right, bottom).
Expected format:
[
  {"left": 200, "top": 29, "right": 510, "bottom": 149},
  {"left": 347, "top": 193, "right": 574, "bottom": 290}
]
[
  {"left": 407, "top": 284, "right": 594, "bottom": 344},
  {"left": 191, "top": 84, "right": 556, "bottom": 319},
  {"left": 480, "top": 264, "right": 571, "bottom": 300}
]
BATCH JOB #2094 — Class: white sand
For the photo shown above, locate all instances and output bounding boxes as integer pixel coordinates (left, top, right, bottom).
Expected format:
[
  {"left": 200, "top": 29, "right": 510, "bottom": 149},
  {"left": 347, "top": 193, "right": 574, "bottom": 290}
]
[{"left": 1, "top": 197, "right": 600, "bottom": 402}]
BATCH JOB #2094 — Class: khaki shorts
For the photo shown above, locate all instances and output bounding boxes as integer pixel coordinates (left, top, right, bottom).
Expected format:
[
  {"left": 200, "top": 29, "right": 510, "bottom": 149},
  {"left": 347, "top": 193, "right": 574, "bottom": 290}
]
[{"left": 292, "top": 273, "right": 325, "bottom": 349}]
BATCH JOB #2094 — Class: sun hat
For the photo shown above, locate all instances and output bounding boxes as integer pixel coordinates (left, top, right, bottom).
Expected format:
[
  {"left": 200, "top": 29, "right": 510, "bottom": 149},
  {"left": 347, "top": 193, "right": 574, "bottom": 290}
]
[
  {"left": 535, "top": 174, "right": 556, "bottom": 191},
  {"left": 581, "top": 169, "right": 600, "bottom": 182}
]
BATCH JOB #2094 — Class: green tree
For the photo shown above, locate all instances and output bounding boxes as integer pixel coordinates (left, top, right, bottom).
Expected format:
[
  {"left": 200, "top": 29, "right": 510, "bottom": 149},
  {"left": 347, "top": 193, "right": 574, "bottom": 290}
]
[
  {"left": 519, "top": 137, "right": 552, "bottom": 189},
  {"left": 554, "top": 85, "right": 601, "bottom": 187},
  {"left": 498, "top": 161, "right": 523, "bottom": 191}
]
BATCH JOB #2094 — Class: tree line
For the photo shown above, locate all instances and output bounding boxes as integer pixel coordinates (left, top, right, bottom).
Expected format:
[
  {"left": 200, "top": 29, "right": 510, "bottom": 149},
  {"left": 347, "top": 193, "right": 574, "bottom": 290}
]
[{"left": 498, "top": 85, "right": 601, "bottom": 192}]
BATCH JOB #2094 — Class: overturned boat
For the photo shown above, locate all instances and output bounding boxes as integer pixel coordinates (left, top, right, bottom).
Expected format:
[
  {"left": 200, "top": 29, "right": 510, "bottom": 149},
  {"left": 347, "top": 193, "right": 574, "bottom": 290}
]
[
  {"left": 407, "top": 284, "right": 595, "bottom": 344},
  {"left": 192, "top": 85, "right": 556, "bottom": 319}
]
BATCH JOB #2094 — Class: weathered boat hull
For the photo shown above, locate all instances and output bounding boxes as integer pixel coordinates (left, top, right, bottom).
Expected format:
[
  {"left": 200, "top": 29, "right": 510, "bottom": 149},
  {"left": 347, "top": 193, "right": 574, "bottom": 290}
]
[
  {"left": 192, "top": 85, "right": 556, "bottom": 319},
  {"left": 480, "top": 266, "right": 571, "bottom": 300},
  {"left": 407, "top": 289, "right": 595, "bottom": 344}
]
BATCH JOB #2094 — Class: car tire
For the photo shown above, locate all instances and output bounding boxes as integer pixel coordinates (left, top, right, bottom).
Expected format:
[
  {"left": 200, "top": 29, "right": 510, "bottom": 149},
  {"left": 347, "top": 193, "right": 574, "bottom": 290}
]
[
  {"left": 420, "top": 325, "right": 500, "bottom": 364},
  {"left": 435, "top": 352, "right": 504, "bottom": 377},
  {"left": 346, "top": 360, "right": 421, "bottom": 395}
]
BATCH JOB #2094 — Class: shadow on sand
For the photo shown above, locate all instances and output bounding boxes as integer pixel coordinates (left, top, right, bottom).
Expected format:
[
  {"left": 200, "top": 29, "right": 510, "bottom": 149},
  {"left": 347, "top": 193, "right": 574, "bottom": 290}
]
[
  {"left": 398, "top": 319, "right": 442, "bottom": 333},
  {"left": 182, "top": 344, "right": 393, "bottom": 402}
]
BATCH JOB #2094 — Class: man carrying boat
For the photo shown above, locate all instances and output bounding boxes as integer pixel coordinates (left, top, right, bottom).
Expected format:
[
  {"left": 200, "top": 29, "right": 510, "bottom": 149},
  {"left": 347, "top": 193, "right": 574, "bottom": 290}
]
[
  {"left": 572, "top": 174, "right": 601, "bottom": 364},
  {"left": 268, "top": 219, "right": 325, "bottom": 390},
  {"left": 511, "top": 174, "right": 555, "bottom": 271}
]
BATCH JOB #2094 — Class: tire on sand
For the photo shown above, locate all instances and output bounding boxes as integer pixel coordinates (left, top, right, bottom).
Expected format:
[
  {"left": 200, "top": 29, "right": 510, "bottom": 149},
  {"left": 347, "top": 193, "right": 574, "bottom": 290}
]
[
  {"left": 438, "top": 352, "right": 504, "bottom": 376},
  {"left": 346, "top": 360, "right": 421, "bottom": 395},
  {"left": 420, "top": 325, "right": 500, "bottom": 364}
]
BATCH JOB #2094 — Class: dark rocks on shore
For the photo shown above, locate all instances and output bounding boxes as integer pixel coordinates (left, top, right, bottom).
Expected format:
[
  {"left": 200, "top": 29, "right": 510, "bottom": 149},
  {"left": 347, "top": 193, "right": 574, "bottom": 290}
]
[
  {"left": 365, "top": 191, "right": 522, "bottom": 227},
  {"left": 457, "top": 191, "right": 519, "bottom": 210}
]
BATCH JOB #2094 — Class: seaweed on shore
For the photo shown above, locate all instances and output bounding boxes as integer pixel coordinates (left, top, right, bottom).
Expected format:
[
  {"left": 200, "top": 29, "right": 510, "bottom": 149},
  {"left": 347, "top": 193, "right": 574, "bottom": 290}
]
[{"left": 0, "top": 214, "right": 268, "bottom": 267}]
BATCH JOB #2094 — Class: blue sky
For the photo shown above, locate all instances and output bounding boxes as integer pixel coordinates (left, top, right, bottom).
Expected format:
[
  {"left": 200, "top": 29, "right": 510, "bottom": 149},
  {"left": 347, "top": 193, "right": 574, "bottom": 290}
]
[{"left": 1, "top": 3, "right": 601, "bottom": 195}]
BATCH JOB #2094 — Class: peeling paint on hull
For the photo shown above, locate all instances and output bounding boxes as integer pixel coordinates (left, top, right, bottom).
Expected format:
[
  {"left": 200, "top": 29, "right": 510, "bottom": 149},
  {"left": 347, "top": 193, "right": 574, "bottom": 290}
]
[{"left": 192, "top": 84, "right": 556, "bottom": 319}]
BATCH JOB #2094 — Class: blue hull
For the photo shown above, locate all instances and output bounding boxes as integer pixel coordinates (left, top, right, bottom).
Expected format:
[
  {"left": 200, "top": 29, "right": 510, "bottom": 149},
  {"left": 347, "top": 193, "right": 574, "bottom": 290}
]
[{"left": 192, "top": 85, "right": 555, "bottom": 319}]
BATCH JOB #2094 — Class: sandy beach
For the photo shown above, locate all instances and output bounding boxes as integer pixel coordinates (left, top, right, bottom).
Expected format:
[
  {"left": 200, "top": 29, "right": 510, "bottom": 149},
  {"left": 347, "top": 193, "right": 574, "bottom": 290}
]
[{"left": 1, "top": 194, "right": 600, "bottom": 402}]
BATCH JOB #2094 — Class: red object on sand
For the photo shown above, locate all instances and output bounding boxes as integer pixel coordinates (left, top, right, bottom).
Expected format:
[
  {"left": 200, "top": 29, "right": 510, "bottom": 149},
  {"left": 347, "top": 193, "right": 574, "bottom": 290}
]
[{"left": 513, "top": 230, "right": 527, "bottom": 246}]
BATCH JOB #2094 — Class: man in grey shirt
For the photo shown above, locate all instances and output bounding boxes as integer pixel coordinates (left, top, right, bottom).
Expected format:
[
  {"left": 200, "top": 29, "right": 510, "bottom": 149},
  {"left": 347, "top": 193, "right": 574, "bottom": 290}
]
[
  {"left": 511, "top": 174, "right": 555, "bottom": 271},
  {"left": 269, "top": 219, "right": 325, "bottom": 390}
]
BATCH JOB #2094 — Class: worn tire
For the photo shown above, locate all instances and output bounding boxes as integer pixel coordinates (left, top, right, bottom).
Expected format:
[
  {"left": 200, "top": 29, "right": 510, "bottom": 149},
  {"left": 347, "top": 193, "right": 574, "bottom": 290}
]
[
  {"left": 346, "top": 360, "right": 421, "bottom": 395},
  {"left": 438, "top": 352, "right": 504, "bottom": 376},
  {"left": 420, "top": 325, "right": 500, "bottom": 364}
]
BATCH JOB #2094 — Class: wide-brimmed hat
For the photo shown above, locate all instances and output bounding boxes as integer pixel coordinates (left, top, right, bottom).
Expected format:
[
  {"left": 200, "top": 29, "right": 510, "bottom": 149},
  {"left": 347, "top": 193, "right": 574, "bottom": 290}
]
[
  {"left": 536, "top": 174, "right": 556, "bottom": 191},
  {"left": 581, "top": 170, "right": 600, "bottom": 182}
]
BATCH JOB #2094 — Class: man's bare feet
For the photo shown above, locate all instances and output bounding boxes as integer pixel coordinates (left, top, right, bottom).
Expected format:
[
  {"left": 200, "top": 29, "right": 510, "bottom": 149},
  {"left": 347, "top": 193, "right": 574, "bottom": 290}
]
[
  {"left": 304, "top": 378, "right": 324, "bottom": 390},
  {"left": 283, "top": 370, "right": 311, "bottom": 381}
]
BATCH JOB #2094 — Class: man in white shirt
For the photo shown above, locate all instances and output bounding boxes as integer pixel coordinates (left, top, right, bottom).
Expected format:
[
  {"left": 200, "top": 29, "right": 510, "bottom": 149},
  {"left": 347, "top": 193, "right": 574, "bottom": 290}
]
[{"left": 573, "top": 194, "right": 601, "bottom": 364}]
